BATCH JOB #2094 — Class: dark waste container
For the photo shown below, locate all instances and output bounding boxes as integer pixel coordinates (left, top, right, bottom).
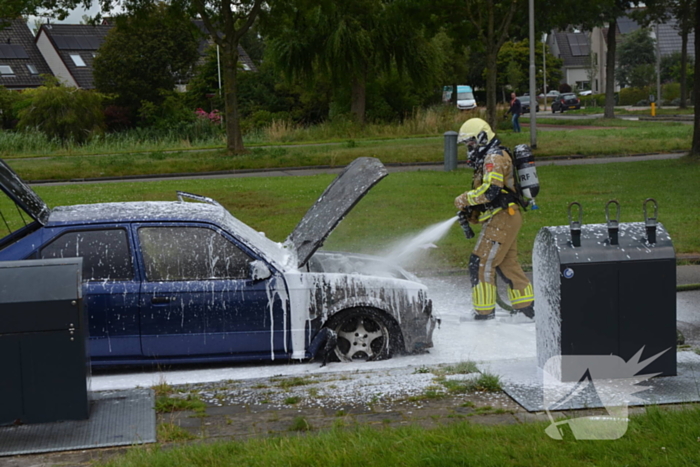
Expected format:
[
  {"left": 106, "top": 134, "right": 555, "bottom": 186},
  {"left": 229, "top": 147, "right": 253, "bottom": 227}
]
[
  {"left": 533, "top": 200, "right": 676, "bottom": 381},
  {"left": 0, "top": 258, "right": 90, "bottom": 425}
]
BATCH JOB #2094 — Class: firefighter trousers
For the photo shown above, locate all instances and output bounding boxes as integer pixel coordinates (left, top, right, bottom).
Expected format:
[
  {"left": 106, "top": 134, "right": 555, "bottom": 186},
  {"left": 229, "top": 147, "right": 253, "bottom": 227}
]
[{"left": 469, "top": 208, "right": 534, "bottom": 316}]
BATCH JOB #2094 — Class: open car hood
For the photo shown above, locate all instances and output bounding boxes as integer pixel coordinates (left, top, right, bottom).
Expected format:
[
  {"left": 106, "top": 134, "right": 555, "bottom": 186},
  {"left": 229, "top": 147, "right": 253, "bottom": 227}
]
[
  {"left": 287, "top": 157, "right": 388, "bottom": 269},
  {"left": 0, "top": 159, "right": 49, "bottom": 225}
]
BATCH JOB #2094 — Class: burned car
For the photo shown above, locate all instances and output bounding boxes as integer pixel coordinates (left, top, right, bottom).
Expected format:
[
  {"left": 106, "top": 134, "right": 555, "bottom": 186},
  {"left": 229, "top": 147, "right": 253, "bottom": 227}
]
[{"left": 0, "top": 158, "right": 435, "bottom": 367}]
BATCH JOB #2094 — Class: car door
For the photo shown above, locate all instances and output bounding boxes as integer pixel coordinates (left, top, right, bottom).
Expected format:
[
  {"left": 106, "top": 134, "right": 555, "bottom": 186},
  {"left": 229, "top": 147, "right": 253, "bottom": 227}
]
[
  {"left": 135, "top": 223, "right": 289, "bottom": 359},
  {"left": 36, "top": 226, "right": 142, "bottom": 359}
]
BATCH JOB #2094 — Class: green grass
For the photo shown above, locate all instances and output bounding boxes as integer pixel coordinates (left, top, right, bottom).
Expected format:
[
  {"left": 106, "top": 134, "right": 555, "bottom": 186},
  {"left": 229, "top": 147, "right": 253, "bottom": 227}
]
[
  {"left": 98, "top": 405, "right": 700, "bottom": 466},
  {"left": 157, "top": 422, "right": 197, "bottom": 442},
  {"left": 155, "top": 394, "right": 207, "bottom": 414},
  {"left": 4, "top": 157, "right": 697, "bottom": 270},
  {"left": 288, "top": 416, "right": 312, "bottom": 432},
  {"left": 276, "top": 377, "right": 314, "bottom": 390},
  {"left": 0, "top": 119, "right": 694, "bottom": 181}
]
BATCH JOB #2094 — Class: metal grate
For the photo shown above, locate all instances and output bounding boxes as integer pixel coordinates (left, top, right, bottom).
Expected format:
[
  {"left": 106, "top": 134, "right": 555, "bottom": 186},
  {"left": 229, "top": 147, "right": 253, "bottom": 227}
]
[{"left": 0, "top": 389, "right": 155, "bottom": 457}]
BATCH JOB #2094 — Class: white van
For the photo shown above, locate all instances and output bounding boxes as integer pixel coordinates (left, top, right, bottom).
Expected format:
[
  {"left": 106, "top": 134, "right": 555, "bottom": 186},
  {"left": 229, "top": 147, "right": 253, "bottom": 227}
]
[{"left": 442, "top": 85, "right": 477, "bottom": 110}]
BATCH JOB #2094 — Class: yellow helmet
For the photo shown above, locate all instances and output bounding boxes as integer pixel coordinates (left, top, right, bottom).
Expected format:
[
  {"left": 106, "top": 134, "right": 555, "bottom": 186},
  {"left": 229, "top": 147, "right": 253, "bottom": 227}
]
[{"left": 457, "top": 118, "right": 495, "bottom": 147}]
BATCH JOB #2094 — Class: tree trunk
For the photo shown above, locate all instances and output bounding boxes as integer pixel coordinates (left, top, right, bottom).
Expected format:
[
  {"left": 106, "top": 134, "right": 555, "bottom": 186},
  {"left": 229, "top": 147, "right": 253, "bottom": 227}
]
[
  {"left": 350, "top": 77, "right": 366, "bottom": 124},
  {"left": 485, "top": 48, "right": 498, "bottom": 130},
  {"left": 690, "top": 3, "right": 700, "bottom": 157},
  {"left": 680, "top": 29, "right": 689, "bottom": 109},
  {"left": 604, "top": 19, "right": 617, "bottom": 119},
  {"left": 222, "top": 43, "right": 246, "bottom": 156}
]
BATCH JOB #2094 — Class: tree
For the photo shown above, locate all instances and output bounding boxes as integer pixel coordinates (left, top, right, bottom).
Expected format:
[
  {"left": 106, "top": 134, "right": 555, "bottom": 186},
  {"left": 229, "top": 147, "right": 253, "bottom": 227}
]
[
  {"left": 616, "top": 27, "right": 656, "bottom": 88},
  {"left": 93, "top": 5, "right": 200, "bottom": 120},
  {"left": 634, "top": 0, "right": 695, "bottom": 108},
  {"left": 265, "top": 0, "right": 438, "bottom": 124},
  {"left": 461, "top": 0, "right": 523, "bottom": 128},
  {"left": 690, "top": 1, "right": 700, "bottom": 157},
  {"left": 496, "top": 40, "right": 563, "bottom": 96},
  {"left": 9, "top": 0, "right": 264, "bottom": 156}
]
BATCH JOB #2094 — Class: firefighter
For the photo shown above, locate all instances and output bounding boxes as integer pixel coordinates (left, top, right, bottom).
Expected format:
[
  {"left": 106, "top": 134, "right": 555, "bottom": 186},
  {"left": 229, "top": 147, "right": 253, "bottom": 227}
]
[{"left": 454, "top": 118, "right": 534, "bottom": 320}]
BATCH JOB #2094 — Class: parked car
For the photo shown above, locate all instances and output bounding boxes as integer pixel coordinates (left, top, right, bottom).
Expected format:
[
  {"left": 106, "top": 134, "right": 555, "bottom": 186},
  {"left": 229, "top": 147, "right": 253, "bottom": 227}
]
[
  {"left": 0, "top": 158, "right": 436, "bottom": 368},
  {"left": 518, "top": 95, "right": 540, "bottom": 114},
  {"left": 538, "top": 90, "right": 560, "bottom": 99},
  {"left": 551, "top": 93, "right": 581, "bottom": 113},
  {"left": 578, "top": 90, "right": 593, "bottom": 96}
]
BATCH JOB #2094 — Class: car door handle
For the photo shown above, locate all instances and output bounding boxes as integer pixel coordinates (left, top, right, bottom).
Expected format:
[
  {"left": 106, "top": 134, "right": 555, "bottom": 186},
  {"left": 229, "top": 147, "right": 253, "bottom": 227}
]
[{"left": 151, "top": 296, "right": 174, "bottom": 304}]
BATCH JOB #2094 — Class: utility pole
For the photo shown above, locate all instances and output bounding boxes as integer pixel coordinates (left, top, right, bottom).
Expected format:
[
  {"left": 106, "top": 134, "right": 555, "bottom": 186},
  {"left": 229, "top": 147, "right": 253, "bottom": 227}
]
[{"left": 528, "top": 0, "right": 537, "bottom": 148}]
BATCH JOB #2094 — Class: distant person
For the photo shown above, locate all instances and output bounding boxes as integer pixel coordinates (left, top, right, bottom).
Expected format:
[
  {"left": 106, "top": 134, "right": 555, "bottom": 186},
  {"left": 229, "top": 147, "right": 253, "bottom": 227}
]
[{"left": 507, "top": 92, "right": 522, "bottom": 133}]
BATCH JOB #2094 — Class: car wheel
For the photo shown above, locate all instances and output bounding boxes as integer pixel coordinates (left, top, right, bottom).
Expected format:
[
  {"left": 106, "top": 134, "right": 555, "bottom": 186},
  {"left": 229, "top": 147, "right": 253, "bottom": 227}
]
[
  {"left": 326, "top": 308, "right": 395, "bottom": 362},
  {"left": 551, "top": 108, "right": 556, "bottom": 114}
]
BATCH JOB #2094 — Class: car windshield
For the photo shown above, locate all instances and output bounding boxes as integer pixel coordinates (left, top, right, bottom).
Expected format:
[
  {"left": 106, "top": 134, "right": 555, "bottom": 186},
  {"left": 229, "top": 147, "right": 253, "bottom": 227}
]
[
  {"left": 457, "top": 92, "right": 474, "bottom": 100},
  {"left": 519, "top": 96, "right": 530, "bottom": 103},
  {"left": 562, "top": 93, "right": 577, "bottom": 99}
]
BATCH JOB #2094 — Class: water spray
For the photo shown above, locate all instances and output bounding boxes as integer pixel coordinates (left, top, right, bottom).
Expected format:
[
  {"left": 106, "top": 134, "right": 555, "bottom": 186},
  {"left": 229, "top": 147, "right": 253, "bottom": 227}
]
[{"left": 383, "top": 217, "right": 458, "bottom": 265}]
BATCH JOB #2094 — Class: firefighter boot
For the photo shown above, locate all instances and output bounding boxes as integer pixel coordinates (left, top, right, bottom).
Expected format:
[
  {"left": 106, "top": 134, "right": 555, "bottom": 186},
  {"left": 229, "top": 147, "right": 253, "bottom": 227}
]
[
  {"left": 474, "top": 310, "right": 495, "bottom": 320},
  {"left": 516, "top": 304, "right": 534, "bottom": 319}
]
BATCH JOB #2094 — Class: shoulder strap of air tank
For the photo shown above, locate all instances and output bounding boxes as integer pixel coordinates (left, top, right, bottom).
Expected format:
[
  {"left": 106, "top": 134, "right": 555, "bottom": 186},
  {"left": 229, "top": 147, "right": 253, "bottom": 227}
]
[{"left": 499, "top": 146, "right": 529, "bottom": 210}]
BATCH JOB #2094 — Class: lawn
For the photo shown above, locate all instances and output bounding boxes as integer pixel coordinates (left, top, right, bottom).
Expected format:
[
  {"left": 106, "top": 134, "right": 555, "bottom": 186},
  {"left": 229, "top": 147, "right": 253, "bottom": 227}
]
[
  {"left": 9, "top": 157, "right": 697, "bottom": 271},
  {"left": 0, "top": 119, "right": 693, "bottom": 182},
  {"left": 100, "top": 405, "right": 700, "bottom": 466}
]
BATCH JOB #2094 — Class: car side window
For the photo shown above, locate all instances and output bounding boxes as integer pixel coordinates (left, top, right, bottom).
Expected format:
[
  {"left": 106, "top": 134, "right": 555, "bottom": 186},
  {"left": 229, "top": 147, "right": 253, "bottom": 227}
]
[
  {"left": 39, "top": 229, "right": 133, "bottom": 281},
  {"left": 138, "top": 226, "right": 252, "bottom": 281}
]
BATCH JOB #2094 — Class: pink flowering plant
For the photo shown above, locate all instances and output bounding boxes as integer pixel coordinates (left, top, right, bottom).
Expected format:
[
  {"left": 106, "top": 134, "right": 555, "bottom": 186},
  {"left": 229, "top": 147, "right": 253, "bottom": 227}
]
[{"left": 195, "top": 108, "right": 222, "bottom": 124}]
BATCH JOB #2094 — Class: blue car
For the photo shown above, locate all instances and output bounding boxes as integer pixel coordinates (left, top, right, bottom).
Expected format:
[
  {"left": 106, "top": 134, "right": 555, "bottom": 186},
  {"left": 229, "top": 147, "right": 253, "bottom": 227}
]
[{"left": 0, "top": 158, "right": 435, "bottom": 368}]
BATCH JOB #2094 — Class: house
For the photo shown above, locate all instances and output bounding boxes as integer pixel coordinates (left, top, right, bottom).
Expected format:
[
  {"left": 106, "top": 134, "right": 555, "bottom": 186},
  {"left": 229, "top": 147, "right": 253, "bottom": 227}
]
[
  {"left": 549, "top": 31, "right": 597, "bottom": 92},
  {"left": 35, "top": 23, "right": 112, "bottom": 89},
  {"left": 656, "top": 18, "right": 695, "bottom": 60},
  {"left": 34, "top": 19, "right": 257, "bottom": 92},
  {"left": 549, "top": 13, "right": 696, "bottom": 96},
  {"left": 0, "top": 18, "right": 52, "bottom": 90}
]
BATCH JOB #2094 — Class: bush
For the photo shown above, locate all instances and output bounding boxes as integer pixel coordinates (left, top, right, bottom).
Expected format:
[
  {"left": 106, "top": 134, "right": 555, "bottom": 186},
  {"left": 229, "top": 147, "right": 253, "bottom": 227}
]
[
  {"left": 635, "top": 99, "right": 649, "bottom": 106},
  {"left": 670, "top": 97, "right": 691, "bottom": 107},
  {"left": 579, "top": 94, "right": 604, "bottom": 107},
  {"left": 662, "top": 82, "right": 681, "bottom": 102},
  {"left": 103, "top": 105, "right": 132, "bottom": 132},
  {"left": 138, "top": 91, "right": 195, "bottom": 129},
  {"left": 618, "top": 86, "right": 650, "bottom": 106},
  {"left": 0, "top": 86, "right": 21, "bottom": 129},
  {"left": 17, "top": 83, "right": 105, "bottom": 144}
]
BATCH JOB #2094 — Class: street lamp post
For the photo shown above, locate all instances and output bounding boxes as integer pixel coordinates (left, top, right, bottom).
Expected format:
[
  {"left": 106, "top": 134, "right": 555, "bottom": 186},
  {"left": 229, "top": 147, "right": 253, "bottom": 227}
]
[{"left": 543, "top": 33, "right": 548, "bottom": 111}]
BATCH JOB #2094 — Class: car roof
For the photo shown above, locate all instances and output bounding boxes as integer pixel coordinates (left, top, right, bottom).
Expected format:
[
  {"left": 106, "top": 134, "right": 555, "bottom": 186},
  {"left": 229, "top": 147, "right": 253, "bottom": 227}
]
[{"left": 49, "top": 201, "right": 224, "bottom": 225}]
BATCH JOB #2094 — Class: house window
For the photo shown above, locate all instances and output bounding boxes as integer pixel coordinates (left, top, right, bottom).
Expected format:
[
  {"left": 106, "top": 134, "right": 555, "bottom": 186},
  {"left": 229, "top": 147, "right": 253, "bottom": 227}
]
[
  {"left": 0, "top": 65, "right": 14, "bottom": 76},
  {"left": 26, "top": 64, "right": 39, "bottom": 75},
  {"left": 70, "top": 54, "right": 86, "bottom": 67}
]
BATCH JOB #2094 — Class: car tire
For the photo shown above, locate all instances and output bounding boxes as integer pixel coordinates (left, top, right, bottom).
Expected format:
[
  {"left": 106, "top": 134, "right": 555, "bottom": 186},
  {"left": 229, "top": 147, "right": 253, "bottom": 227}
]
[
  {"left": 325, "top": 307, "right": 397, "bottom": 362},
  {"left": 551, "top": 108, "right": 556, "bottom": 114}
]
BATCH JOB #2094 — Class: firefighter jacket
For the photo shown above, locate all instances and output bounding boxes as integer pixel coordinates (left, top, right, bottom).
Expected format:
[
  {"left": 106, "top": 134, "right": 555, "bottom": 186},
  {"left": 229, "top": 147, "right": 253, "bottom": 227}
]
[{"left": 454, "top": 146, "right": 519, "bottom": 223}]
